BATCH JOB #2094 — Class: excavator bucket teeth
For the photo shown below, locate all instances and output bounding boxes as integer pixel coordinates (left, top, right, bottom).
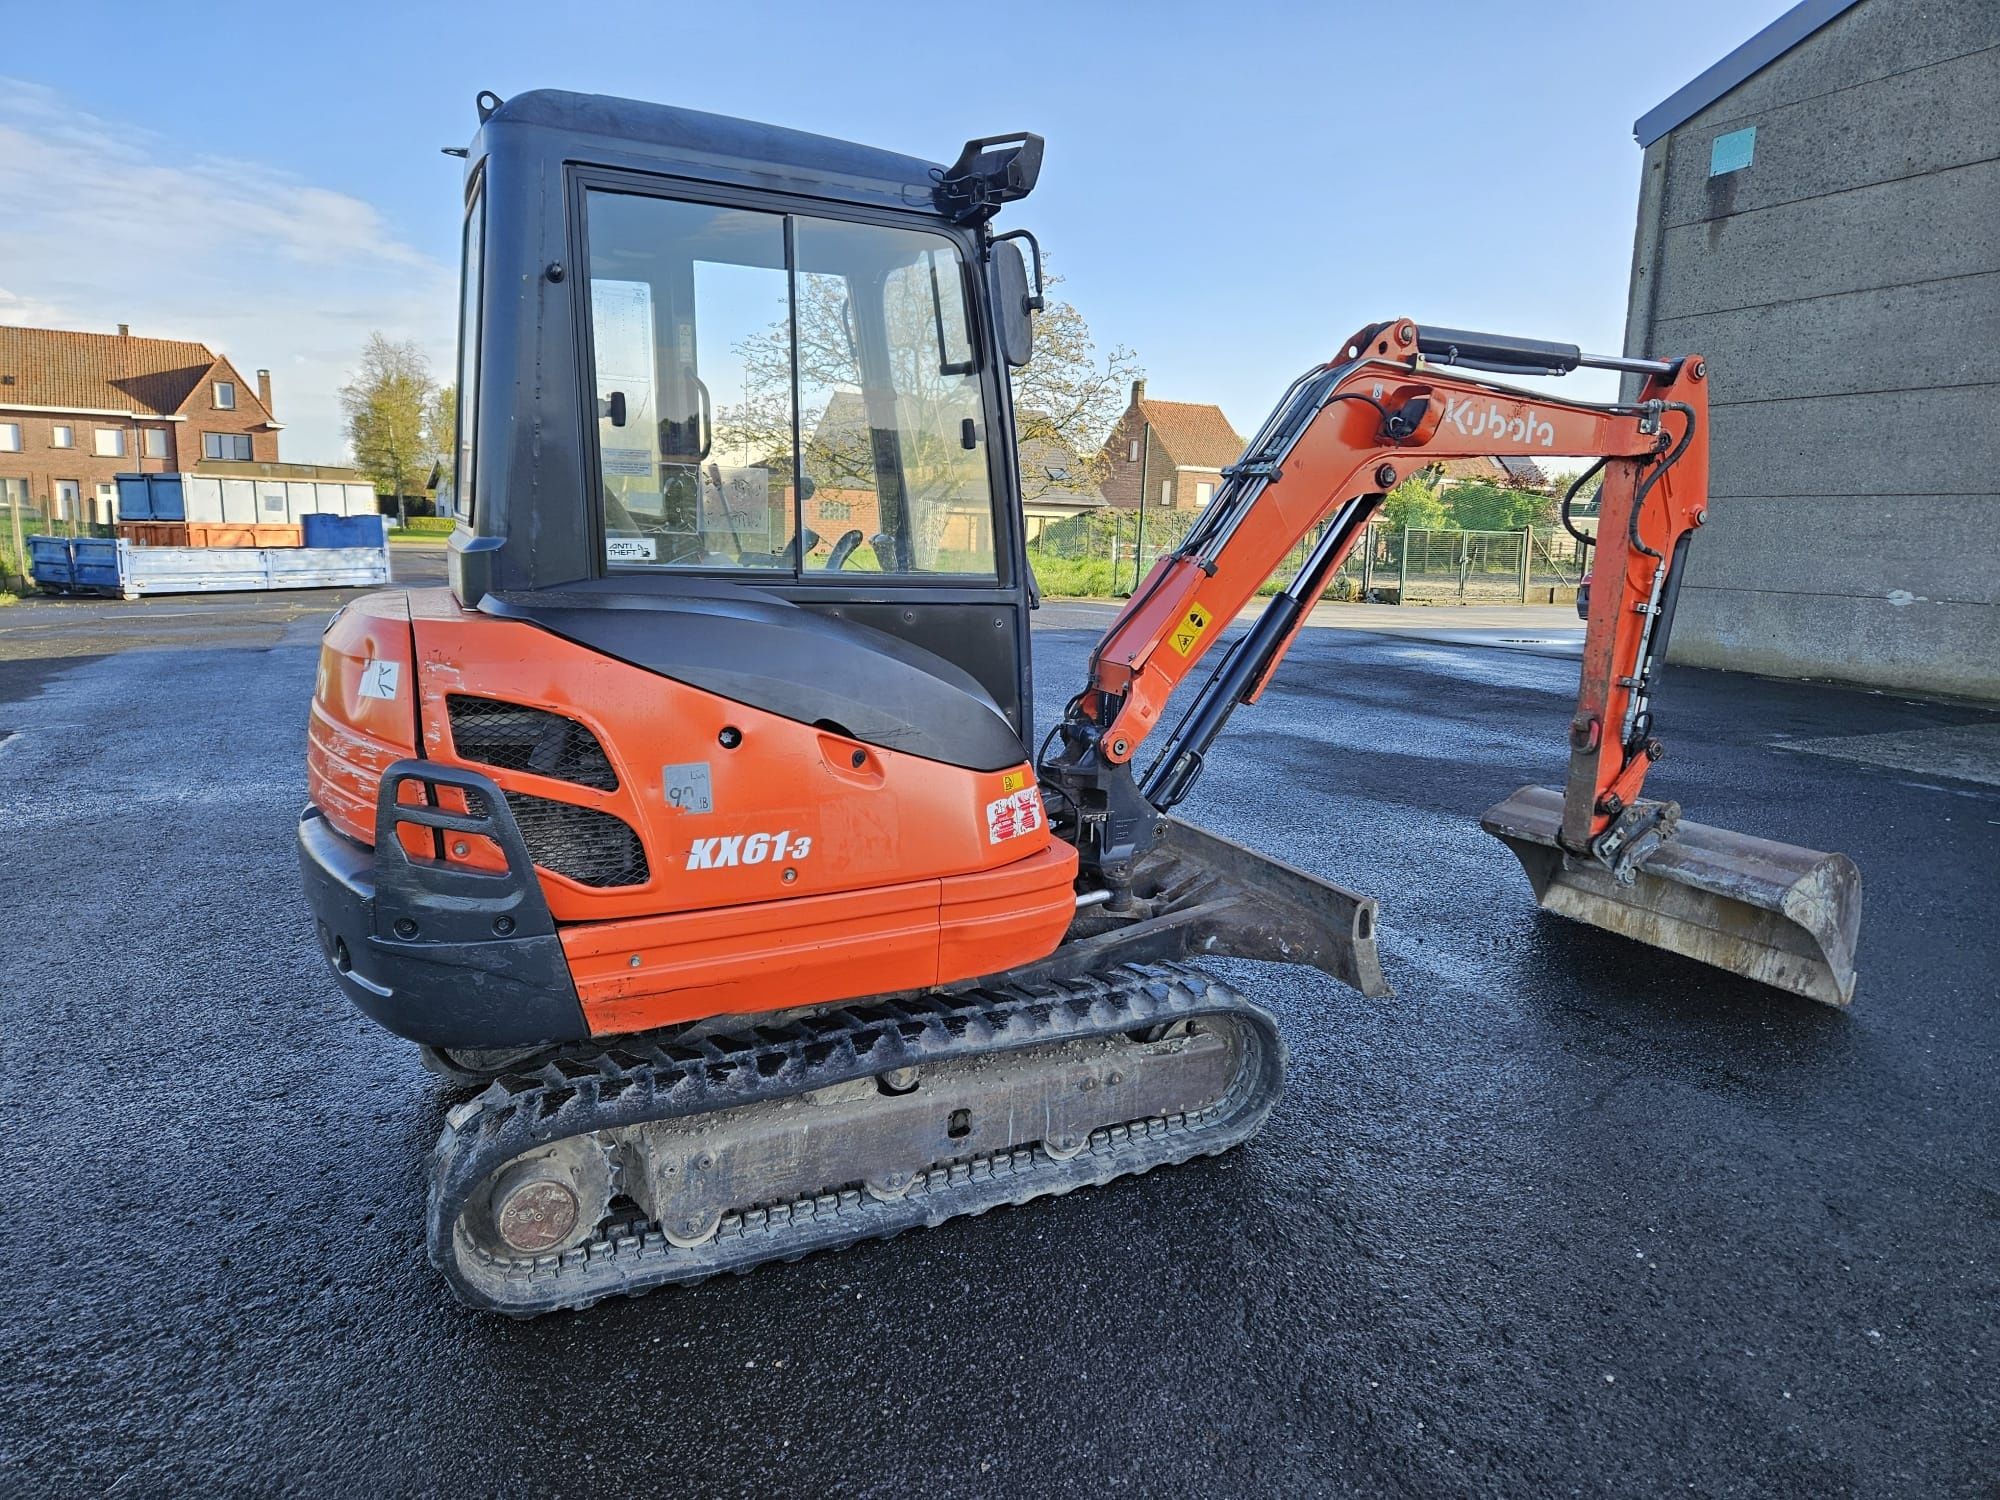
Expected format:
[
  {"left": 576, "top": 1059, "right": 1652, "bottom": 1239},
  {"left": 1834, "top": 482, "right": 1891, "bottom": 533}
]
[{"left": 1481, "top": 785, "right": 1861, "bottom": 1008}]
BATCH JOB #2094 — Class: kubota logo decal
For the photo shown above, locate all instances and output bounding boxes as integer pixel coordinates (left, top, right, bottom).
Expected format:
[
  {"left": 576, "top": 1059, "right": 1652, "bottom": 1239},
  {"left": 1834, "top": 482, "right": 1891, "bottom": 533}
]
[
  {"left": 1442, "top": 396, "right": 1555, "bottom": 449},
  {"left": 686, "top": 830, "right": 813, "bottom": 870}
]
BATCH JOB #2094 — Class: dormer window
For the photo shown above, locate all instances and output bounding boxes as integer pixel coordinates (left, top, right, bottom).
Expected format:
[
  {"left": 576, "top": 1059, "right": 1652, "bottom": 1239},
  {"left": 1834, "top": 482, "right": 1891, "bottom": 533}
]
[{"left": 214, "top": 380, "right": 236, "bottom": 410}]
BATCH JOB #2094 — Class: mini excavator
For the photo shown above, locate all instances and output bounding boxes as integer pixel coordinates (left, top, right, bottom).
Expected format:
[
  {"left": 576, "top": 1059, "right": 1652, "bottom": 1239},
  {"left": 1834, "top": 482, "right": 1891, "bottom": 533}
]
[{"left": 299, "top": 91, "right": 1862, "bottom": 1314}]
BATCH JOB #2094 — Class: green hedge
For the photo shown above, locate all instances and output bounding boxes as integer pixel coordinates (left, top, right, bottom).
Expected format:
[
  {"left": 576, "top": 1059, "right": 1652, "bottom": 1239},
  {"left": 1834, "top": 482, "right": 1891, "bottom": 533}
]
[
  {"left": 391, "top": 516, "right": 458, "bottom": 536},
  {"left": 1030, "top": 555, "right": 1117, "bottom": 598}
]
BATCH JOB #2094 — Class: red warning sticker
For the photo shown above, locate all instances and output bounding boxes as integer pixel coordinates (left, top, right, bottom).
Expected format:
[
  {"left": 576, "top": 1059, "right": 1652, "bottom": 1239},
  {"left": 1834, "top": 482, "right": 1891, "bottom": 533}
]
[{"left": 985, "top": 786, "right": 1045, "bottom": 844}]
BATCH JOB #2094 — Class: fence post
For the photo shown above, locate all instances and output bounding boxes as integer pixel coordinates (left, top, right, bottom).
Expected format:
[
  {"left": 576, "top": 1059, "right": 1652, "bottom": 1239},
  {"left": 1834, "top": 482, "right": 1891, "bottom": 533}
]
[
  {"left": 1519, "top": 526, "right": 1532, "bottom": 605},
  {"left": 6, "top": 489, "right": 25, "bottom": 592},
  {"left": 1397, "top": 527, "right": 1409, "bottom": 605},
  {"left": 1457, "top": 530, "right": 1468, "bottom": 603},
  {"left": 1361, "top": 522, "right": 1374, "bottom": 600}
]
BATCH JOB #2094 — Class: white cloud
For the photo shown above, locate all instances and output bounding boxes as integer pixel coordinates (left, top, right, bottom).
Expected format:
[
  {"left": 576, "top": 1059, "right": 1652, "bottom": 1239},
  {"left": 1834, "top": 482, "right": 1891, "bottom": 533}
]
[{"left": 0, "top": 80, "right": 454, "bottom": 463}]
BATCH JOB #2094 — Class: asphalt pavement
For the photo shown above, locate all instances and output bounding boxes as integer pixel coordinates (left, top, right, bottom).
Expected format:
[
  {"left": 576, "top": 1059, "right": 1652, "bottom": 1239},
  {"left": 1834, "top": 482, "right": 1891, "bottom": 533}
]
[{"left": 2, "top": 565, "right": 1996, "bottom": 1497}]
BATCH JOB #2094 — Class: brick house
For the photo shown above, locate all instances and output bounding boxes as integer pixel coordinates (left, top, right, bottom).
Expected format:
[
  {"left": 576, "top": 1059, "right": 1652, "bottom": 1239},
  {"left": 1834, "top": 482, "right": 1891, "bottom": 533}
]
[
  {"left": 0, "top": 324, "right": 281, "bottom": 524},
  {"left": 1096, "top": 379, "right": 1246, "bottom": 512}
]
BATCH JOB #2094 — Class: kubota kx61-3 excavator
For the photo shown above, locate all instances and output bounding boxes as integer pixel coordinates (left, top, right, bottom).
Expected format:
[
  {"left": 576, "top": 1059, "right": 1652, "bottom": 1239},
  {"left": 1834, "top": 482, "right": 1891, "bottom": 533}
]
[{"left": 299, "top": 91, "right": 1862, "bottom": 1314}]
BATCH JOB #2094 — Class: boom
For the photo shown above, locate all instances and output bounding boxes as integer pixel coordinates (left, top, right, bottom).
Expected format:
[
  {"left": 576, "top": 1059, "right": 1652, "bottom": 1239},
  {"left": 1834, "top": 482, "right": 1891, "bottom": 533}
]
[{"left": 1042, "top": 316, "right": 1709, "bottom": 892}]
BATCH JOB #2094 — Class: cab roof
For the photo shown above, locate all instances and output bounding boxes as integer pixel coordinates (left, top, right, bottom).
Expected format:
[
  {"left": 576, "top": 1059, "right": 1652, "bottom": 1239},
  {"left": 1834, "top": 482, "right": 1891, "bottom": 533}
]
[{"left": 480, "top": 89, "right": 949, "bottom": 216}]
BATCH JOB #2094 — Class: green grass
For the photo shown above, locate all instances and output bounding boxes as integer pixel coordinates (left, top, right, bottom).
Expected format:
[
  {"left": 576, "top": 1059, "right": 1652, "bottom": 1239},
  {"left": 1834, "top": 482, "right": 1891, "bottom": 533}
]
[
  {"left": 1029, "top": 555, "right": 1118, "bottom": 598},
  {"left": 389, "top": 517, "right": 457, "bottom": 540}
]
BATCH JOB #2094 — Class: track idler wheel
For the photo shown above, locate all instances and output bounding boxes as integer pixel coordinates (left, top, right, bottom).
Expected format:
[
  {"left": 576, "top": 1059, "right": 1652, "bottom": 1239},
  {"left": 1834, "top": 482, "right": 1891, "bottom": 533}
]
[{"left": 464, "top": 1138, "right": 611, "bottom": 1260}]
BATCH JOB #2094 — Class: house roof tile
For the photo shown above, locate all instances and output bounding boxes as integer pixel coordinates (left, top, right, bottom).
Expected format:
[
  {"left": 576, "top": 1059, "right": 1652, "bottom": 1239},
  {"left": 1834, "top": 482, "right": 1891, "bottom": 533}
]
[
  {"left": 1136, "top": 398, "right": 1245, "bottom": 471},
  {"left": 0, "top": 325, "right": 221, "bottom": 417}
]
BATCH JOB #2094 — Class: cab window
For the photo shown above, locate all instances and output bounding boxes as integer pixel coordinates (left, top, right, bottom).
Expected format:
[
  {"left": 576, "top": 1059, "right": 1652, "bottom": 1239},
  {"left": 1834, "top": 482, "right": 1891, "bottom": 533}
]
[{"left": 582, "top": 188, "right": 995, "bottom": 577}]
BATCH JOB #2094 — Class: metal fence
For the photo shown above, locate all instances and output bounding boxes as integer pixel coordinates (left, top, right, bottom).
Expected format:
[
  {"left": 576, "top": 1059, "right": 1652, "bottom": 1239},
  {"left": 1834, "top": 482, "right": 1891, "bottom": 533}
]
[
  {"left": 1024, "top": 508, "right": 1586, "bottom": 605},
  {"left": 1392, "top": 526, "right": 1586, "bottom": 605}
]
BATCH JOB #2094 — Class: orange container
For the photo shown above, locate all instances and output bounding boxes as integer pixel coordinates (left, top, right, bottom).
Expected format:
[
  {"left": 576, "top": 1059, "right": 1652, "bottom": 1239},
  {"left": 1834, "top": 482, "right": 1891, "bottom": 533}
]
[
  {"left": 117, "top": 522, "right": 188, "bottom": 546},
  {"left": 119, "top": 521, "right": 303, "bottom": 548},
  {"left": 187, "top": 523, "right": 303, "bottom": 548}
]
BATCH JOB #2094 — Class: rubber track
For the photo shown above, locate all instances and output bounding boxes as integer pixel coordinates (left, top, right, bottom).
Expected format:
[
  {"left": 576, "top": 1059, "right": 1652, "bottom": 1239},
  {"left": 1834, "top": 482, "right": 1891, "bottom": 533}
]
[{"left": 428, "top": 963, "right": 1286, "bottom": 1316}]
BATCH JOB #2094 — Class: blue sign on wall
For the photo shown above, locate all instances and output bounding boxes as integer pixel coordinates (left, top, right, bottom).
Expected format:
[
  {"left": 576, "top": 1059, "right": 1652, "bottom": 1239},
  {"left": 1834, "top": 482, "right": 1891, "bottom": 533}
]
[{"left": 1709, "top": 127, "right": 1757, "bottom": 176}]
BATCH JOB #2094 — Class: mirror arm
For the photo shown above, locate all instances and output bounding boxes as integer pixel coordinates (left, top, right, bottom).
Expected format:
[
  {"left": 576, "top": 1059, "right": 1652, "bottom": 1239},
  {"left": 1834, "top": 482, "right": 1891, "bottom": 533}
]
[{"left": 992, "top": 229, "right": 1045, "bottom": 310}]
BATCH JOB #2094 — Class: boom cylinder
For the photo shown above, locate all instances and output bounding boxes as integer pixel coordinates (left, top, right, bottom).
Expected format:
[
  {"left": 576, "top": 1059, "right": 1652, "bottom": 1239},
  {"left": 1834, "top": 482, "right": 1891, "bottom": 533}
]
[{"left": 1143, "top": 497, "right": 1376, "bottom": 810}]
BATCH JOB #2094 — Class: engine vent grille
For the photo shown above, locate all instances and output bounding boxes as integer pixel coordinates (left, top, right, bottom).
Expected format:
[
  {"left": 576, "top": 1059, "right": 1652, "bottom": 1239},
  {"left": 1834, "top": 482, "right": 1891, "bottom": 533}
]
[
  {"left": 465, "top": 785, "right": 651, "bottom": 889},
  {"left": 446, "top": 695, "right": 618, "bottom": 792}
]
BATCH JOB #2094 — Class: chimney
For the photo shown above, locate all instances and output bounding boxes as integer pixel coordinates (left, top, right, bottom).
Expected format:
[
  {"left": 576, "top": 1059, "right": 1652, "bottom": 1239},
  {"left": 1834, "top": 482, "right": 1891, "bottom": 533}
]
[
  {"left": 256, "top": 368, "right": 273, "bottom": 414},
  {"left": 117, "top": 323, "right": 130, "bottom": 337},
  {"left": 1130, "top": 377, "right": 1146, "bottom": 405}
]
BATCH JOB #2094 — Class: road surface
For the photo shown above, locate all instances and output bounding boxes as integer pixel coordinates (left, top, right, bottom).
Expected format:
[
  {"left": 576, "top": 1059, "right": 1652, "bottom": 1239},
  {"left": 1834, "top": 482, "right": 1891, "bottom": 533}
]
[{"left": 2, "top": 567, "right": 1994, "bottom": 1496}]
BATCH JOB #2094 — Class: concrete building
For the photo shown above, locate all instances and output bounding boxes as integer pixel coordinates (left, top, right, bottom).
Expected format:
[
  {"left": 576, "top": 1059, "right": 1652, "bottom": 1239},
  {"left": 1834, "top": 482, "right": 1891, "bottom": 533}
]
[
  {"left": 0, "top": 324, "right": 281, "bottom": 525},
  {"left": 1622, "top": 0, "right": 1999, "bottom": 700}
]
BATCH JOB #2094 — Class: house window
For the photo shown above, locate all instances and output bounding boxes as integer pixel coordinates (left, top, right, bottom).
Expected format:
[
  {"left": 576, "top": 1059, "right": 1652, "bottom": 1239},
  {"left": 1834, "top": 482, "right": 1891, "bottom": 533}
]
[
  {"left": 143, "top": 428, "right": 167, "bottom": 459},
  {"left": 51, "top": 424, "right": 73, "bottom": 449},
  {"left": 1128, "top": 439, "right": 1139, "bottom": 463},
  {"left": 819, "top": 500, "right": 853, "bottom": 521},
  {"left": 203, "top": 432, "right": 253, "bottom": 461},
  {"left": 53, "top": 479, "right": 79, "bottom": 518},
  {"left": 0, "top": 423, "right": 19, "bottom": 452},
  {"left": 94, "top": 427, "right": 125, "bottom": 457},
  {"left": 1195, "top": 481, "right": 1215, "bottom": 507},
  {"left": 1161, "top": 480, "right": 1173, "bottom": 508},
  {"left": 214, "top": 380, "right": 236, "bottom": 410},
  {"left": 95, "top": 483, "right": 117, "bottom": 524}
]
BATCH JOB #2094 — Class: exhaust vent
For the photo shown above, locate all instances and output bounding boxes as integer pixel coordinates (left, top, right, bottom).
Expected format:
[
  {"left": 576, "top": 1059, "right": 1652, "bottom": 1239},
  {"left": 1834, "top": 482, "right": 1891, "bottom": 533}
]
[
  {"left": 465, "top": 785, "right": 651, "bottom": 889},
  {"left": 447, "top": 695, "right": 618, "bottom": 792}
]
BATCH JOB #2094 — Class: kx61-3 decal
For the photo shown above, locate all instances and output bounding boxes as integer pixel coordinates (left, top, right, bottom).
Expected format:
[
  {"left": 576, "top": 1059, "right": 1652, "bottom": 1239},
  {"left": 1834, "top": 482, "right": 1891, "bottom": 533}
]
[{"left": 685, "top": 830, "right": 813, "bottom": 871}]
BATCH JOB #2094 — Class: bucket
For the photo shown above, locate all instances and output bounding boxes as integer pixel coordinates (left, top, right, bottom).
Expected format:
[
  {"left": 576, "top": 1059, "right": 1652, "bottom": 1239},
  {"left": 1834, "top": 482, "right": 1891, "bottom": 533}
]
[{"left": 1482, "top": 784, "right": 1860, "bottom": 1007}]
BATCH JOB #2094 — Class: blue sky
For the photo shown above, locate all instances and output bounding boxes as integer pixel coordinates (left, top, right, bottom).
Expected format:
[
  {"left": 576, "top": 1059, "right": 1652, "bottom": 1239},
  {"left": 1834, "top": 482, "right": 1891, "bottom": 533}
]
[{"left": 1, "top": 0, "right": 1795, "bottom": 462}]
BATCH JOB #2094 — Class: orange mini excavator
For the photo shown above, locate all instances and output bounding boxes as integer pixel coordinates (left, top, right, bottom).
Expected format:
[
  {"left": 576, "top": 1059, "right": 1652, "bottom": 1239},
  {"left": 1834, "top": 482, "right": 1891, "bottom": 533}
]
[{"left": 299, "top": 91, "right": 1862, "bottom": 1314}]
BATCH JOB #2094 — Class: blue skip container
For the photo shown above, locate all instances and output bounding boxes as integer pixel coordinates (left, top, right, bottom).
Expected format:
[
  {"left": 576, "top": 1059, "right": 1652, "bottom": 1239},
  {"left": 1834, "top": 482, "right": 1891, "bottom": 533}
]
[{"left": 301, "top": 513, "right": 390, "bottom": 549}]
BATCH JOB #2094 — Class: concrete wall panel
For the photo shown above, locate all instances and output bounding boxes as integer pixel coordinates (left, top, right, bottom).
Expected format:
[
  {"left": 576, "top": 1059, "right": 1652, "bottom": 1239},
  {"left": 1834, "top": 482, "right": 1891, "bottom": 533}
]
[
  {"left": 1652, "top": 271, "right": 2000, "bottom": 403},
  {"left": 1652, "top": 158, "right": 2000, "bottom": 318},
  {"left": 1676, "top": 493, "right": 2000, "bottom": 605},
  {"left": 1660, "top": 45, "right": 2000, "bottom": 227},
  {"left": 1669, "top": 586, "right": 2000, "bottom": 700},
  {"left": 1704, "top": 385, "right": 2000, "bottom": 500},
  {"left": 1676, "top": 3, "right": 1999, "bottom": 131}
]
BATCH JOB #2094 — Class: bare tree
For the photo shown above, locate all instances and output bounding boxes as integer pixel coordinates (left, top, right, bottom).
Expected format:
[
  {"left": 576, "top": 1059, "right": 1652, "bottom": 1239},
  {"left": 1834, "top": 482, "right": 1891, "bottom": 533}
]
[
  {"left": 424, "top": 385, "right": 457, "bottom": 511},
  {"left": 340, "top": 334, "right": 434, "bottom": 527},
  {"left": 725, "top": 261, "right": 1138, "bottom": 561},
  {"left": 1009, "top": 273, "right": 1139, "bottom": 500}
]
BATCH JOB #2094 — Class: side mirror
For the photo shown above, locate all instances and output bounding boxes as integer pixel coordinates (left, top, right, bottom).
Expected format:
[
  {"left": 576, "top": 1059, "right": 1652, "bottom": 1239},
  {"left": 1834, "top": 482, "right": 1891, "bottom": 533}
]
[{"left": 993, "top": 235, "right": 1042, "bottom": 368}]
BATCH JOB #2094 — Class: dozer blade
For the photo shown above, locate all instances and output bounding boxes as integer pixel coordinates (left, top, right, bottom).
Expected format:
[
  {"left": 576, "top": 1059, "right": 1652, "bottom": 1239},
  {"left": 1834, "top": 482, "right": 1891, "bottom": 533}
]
[
  {"left": 1009, "top": 815, "right": 1391, "bottom": 999},
  {"left": 1481, "top": 784, "right": 1861, "bottom": 1007}
]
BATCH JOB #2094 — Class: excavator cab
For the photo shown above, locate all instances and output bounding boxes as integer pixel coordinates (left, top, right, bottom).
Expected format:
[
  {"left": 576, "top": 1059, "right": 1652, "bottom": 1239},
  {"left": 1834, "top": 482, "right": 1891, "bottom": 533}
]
[{"left": 444, "top": 90, "right": 1044, "bottom": 735}]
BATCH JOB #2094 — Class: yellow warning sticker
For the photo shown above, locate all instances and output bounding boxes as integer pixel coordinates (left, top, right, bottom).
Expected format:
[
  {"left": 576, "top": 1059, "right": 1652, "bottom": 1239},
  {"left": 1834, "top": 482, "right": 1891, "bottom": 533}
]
[
  {"left": 1170, "top": 603, "right": 1212, "bottom": 657},
  {"left": 1000, "top": 770, "right": 1026, "bottom": 795}
]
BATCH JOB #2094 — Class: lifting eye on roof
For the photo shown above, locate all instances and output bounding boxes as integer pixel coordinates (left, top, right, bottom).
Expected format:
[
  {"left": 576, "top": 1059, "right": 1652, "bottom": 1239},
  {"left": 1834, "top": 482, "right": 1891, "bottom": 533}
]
[
  {"left": 934, "top": 133, "right": 1044, "bottom": 226},
  {"left": 476, "top": 91, "right": 504, "bottom": 124}
]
